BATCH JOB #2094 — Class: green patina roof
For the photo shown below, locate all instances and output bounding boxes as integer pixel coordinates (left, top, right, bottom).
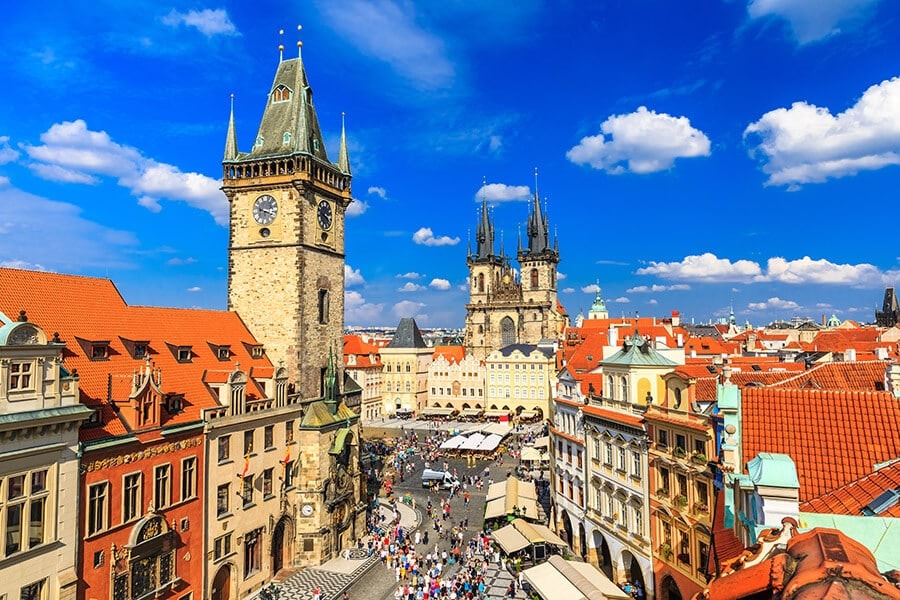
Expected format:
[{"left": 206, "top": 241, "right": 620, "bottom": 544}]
[
  {"left": 747, "top": 452, "right": 800, "bottom": 488},
  {"left": 800, "top": 513, "right": 900, "bottom": 572},
  {"left": 601, "top": 333, "right": 679, "bottom": 367},
  {"left": 300, "top": 399, "right": 357, "bottom": 429},
  {"left": 0, "top": 404, "right": 94, "bottom": 427},
  {"left": 330, "top": 427, "right": 352, "bottom": 455}
]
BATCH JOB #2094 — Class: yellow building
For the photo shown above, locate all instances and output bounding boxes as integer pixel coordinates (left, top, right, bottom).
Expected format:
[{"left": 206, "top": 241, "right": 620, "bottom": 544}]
[
  {"left": 426, "top": 347, "right": 485, "bottom": 414},
  {"left": 380, "top": 318, "right": 431, "bottom": 415},
  {"left": 485, "top": 342, "right": 556, "bottom": 420}
]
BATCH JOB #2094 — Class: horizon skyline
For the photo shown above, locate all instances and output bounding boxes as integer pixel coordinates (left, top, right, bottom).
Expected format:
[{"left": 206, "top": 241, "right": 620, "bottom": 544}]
[{"left": 1, "top": 1, "right": 899, "bottom": 328}]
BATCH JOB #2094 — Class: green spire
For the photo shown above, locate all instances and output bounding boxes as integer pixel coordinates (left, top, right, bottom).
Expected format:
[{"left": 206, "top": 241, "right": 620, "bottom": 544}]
[
  {"left": 325, "top": 344, "right": 337, "bottom": 413},
  {"left": 224, "top": 94, "right": 238, "bottom": 161},
  {"left": 338, "top": 112, "right": 351, "bottom": 174}
]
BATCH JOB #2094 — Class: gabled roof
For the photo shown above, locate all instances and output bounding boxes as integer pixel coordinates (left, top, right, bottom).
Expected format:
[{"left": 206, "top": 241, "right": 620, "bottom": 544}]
[
  {"left": 0, "top": 268, "right": 274, "bottom": 442},
  {"left": 801, "top": 460, "right": 900, "bottom": 518},
  {"left": 494, "top": 343, "right": 555, "bottom": 359},
  {"left": 741, "top": 387, "right": 900, "bottom": 502},
  {"left": 386, "top": 317, "right": 428, "bottom": 349},
  {"left": 433, "top": 345, "right": 466, "bottom": 364},
  {"left": 764, "top": 360, "right": 888, "bottom": 392}
]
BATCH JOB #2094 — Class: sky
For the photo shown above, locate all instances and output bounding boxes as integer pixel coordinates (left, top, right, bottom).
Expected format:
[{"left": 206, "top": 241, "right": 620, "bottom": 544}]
[{"left": 1, "top": 0, "right": 899, "bottom": 329}]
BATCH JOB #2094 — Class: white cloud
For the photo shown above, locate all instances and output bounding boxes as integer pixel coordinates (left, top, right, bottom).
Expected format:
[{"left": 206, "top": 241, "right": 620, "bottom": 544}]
[
  {"left": 581, "top": 284, "right": 600, "bottom": 293},
  {"left": 346, "top": 199, "right": 368, "bottom": 217},
  {"left": 636, "top": 252, "right": 896, "bottom": 287},
  {"left": 345, "top": 290, "right": 384, "bottom": 324},
  {"left": 747, "top": 297, "right": 800, "bottom": 311},
  {"left": 613, "top": 297, "right": 631, "bottom": 303},
  {"left": 747, "top": 0, "right": 880, "bottom": 45},
  {"left": 186, "top": 286, "right": 202, "bottom": 293},
  {"left": 392, "top": 300, "right": 427, "bottom": 320},
  {"left": 562, "top": 287, "right": 575, "bottom": 293},
  {"left": 0, "top": 176, "right": 9, "bottom": 187},
  {"left": 396, "top": 272, "right": 422, "bottom": 279},
  {"left": 167, "top": 257, "right": 197, "bottom": 266},
  {"left": 398, "top": 282, "right": 426, "bottom": 293},
  {"left": 368, "top": 186, "right": 387, "bottom": 199},
  {"left": 626, "top": 284, "right": 691, "bottom": 293},
  {"left": 0, "top": 136, "right": 19, "bottom": 164},
  {"left": 429, "top": 278, "right": 451, "bottom": 291},
  {"left": 0, "top": 185, "right": 138, "bottom": 272},
  {"left": 162, "top": 8, "right": 239, "bottom": 37},
  {"left": 744, "top": 77, "right": 900, "bottom": 188},
  {"left": 648, "top": 299, "right": 658, "bottom": 305},
  {"left": 316, "top": 0, "right": 454, "bottom": 90},
  {"left": 488, "top": 136, "right": 503, "bottom": 153},
  {"left": 474, "top": 183, "right": 531, "bottom": 203},
  {"left": 24, "top": 120, "right": 227, "bottom": 224},
  {"left": 0, "top": 260, "right": 46, "bottom": 270},
  {"left": 557, "top": 272, "right": 566, "bottom": 280},
  {"left": 567, "top": 106, "right": 711, "bottom": 174},
  {"left": 412, "top": 227, "right": 459, "bottom": 247},
  {"left": 345, "top": 265, "right": 365, "bottom": 287}
]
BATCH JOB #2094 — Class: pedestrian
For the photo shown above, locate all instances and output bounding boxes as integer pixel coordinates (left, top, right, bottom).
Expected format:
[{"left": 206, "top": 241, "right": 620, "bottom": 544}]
[{"left": 313, "top": 586, "right": 321, "bottom": 600}]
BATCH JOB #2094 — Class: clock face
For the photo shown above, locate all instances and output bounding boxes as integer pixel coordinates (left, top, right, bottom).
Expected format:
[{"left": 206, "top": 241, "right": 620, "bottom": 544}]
[
  {"left": 253, "top": 195, "right": 278, "bottom": 225},
  {"left": 317, "top": 200, "right": 333, "bottom": 230},
  {"left": 301, "top": 504, "right": 314, "bottom": 516}
]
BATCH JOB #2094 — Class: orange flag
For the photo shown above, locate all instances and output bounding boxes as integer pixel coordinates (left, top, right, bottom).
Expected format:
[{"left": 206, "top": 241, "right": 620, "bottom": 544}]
[{"left": 240, "top": 454, "right": 250, "bottom": 479}]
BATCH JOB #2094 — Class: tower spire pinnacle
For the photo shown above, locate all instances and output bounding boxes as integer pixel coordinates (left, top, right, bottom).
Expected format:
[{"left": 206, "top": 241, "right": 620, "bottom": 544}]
[
  {"left": 224, "top": 93, "right": 238, "bottom": 161},
  {"left": 338, "top": 112, "right": 351, "bottom": 174},
  {"left": 278, "top": 28, "right": 284, "bottom": 63}
]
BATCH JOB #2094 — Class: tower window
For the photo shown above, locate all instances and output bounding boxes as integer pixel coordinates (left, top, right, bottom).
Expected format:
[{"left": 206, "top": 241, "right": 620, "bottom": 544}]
[
  {"left": 530, "top": 269, "right": 539, "bottom": 289},
  {"left": 313, "top": 139, "right": 320, "bottom": 152},
  {"left": 272, "top": 85, "right": 291, "bottom": 103},
  {"left": 477, "top": 273, "right": 484, "bottom": 293},
  {"left": 283, "top": 132, "right": 292, "bottom": 144},
  {"left": 318, "top": 289, "right": 329, "bottom": 324}
]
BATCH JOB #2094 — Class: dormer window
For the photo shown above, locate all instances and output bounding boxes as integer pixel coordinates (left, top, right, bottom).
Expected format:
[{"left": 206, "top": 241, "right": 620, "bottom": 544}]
[
  {"left": 217, "top": 346, "right": 231, "bottom": 361},
  {"left": 313, "top": 138, "right": 320, "bottom": 152},
  {"left": 85, "top": 409, "right": 102, "bottom": 427},
  {"left": 283, "top": 132, "right": 292, "bottom": 145},
  {"left": 9, "top": 361, "right": 34, "bottom": 390},
  {"left": 272, "top": 85, "right": 291, "bottom": 103},
  {"left": 134, "top": 344, "right": 147, "bottom": 359},
  {"left": 167, "top": 395, "right": 183, "bottom": 414},
  {"left": 91, "top": 343, "right": 109, "bottom": 360},
  {"left": 177, "top": 347, "right": 192, "bottom": 362}
]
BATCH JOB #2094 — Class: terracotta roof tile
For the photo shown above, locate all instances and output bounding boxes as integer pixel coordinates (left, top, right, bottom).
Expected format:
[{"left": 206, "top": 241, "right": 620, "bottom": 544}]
[
  {"left": 582, "top": 404, "right": 643, "bottom": 429},
  {"left": 0, "top": 268, "right": 274, "bottom": 442},
  {"left": 801, "top": 460, "right": 900, "bottom": 517},
  {"left": 764, "top": 360, "right": 888, "bottom": 392},
  {"left": 432, "top": 345, "right": 466, "bottom": 364},
  {"left": 741, "top": 387, "right": 900, "bottom": 502}
]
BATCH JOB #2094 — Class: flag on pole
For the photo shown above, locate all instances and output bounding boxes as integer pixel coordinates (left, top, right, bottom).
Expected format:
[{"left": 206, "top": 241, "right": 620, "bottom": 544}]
[
  {"left": 240, "top": 454, "right": 249, "bottom": 479},
  {"left": 283, "top": 445, "right": 291, "bottom": 466}
]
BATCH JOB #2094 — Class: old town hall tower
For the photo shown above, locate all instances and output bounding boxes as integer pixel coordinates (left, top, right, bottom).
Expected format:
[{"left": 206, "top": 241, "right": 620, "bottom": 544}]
[
  {"left": 464, "top": 179, "right": 566, "bottom": 361},
  {"left": 221, "top": 41, "right": 365, "bottom": 565}
]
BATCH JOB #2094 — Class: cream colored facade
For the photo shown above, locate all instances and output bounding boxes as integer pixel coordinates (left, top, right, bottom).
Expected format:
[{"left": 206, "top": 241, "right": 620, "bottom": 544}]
[
  {"left": 426, "top": 352, "right": 485, "bottom": 411},
  {"left": 0, "top": 313, "right": 91, "bottom": 600},
  {"left": 484, "top": 343, "right": 555, "bottom": 417},
  {"left": 380, "top": 347, "right": 431, "bottom": 415}
]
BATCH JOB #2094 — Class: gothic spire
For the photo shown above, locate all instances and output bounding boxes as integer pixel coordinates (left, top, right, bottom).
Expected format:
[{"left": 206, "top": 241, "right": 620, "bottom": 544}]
[
  {"left": 224, "top": 94, "right": 238, "bottom": 161},
  {"left": 526, "top": 167, "right": 550, "bottom": 254},
  {"left": 338, "top": 112, "right": 351, "bottom": 174},
  {"left": 475, "top": 179, "right": 495, "bottom": 260}
]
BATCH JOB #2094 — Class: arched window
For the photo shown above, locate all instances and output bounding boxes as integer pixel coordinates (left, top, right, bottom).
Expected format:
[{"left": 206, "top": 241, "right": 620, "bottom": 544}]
[
  {"left": 620, "top": 376, "right": 629, "bottom": 401},
  {"left": 477, "top": 273, "right": 484, "bottom": 293},
  {"left": 530, "top": 269, "right": 539, "bottom": 289},
  {"left": 114, "top": 516, "right": 177, "bottom": 599},
  {"left": 272, "top": 85, "right": 291, "bottom": 102},
  {"left": 607, "top": 375, "right": 614, "bottom": 399},
  {"left": 500, "top": 316, "right": 516, "bottom": 347}
]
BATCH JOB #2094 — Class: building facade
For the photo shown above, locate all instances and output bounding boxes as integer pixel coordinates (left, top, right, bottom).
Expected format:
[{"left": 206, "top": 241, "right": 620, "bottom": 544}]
[
  {"left": 380, "top": 318, "right": 431, "bottom": 415},
  {"left": 425, "top": 347, "right": 485, "bottom": 412},
  {"left": 343, "top": 335, "right": 384, "bottom": 421},
  {"left": 484, "top": 343, "right": 556, "bottom": 419},
  {"left": 0, "top": 312, "right": 91, "bottom": 600},
  {"left": 464, "top": 190, "right": 566, "bottom": 362}
]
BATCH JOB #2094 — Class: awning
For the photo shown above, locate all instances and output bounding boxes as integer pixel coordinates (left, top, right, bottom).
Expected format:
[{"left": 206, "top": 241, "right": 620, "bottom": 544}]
[
  {"left": 484, "top": 478, "right": 539, "bottom": 519},
  {"left": 520, "top": 446, "right": 548, "bottom": 463},
  {"left": 476, "top": 433, "right": 503, "bottom": 452},
  {"left": 440, "top": 435, "right": 466, "bottom": 449},
  {"left": 421, "top": 407, "right": 455, "bottom": 417},
  {"left": 458, "top": 433, "right": 486, "bottom": 450},
  {"left": 513, "top": 520, "right": 567, "bottom": 547},
  {"left": 460, "top": 408, "right": 483, "bottom": 417},
  {"left": 491, "top": 525, "right": 530, "bottom": 553},
  {"left": 519, "top": 411, "right": 538, "bottom": 419},
  {"left": 484, "top": 409, "right": 511, "bottom": 417},
  {"left": 523, "top": 555, "right": 630, "bottom": 600},
  {"left": 480, "top": 422, "right": 512, "bottom": 437},
  {"left": 532, "top": 436, "right": 550, "bottom": 449}
]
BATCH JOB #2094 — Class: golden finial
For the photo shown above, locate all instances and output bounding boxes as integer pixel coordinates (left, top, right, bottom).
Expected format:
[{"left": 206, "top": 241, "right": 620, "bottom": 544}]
[
  {"left": 278, "top": 29, "right": 285, "bottom": 62},
  {"left": 297, "top": 24, "right": 303, "bottom": 58}
]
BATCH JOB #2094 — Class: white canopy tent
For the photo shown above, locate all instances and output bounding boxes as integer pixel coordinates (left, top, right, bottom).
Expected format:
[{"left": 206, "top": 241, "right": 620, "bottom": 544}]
[
  {"left": 522, "top": 555, "right": 630, "bottom": 600},
  {"left": 440, "top": 435, "right": 466, "bottom": 450},
  {"left": 476, "top": 433, "right": 503, "bottom": 452},
  {"left": 458, "top": 432, "right": 486, "bottom": 450}
]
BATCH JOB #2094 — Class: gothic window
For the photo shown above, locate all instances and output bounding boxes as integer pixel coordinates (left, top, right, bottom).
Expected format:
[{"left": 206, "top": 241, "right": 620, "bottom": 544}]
[
  {"left": 87, "top": 481, "right": 108, "bottom": 536},
  {"left": 154, "top": 465, "right": 171, "bottom": 509},
  {"left": 318, "top": 289, "right": 329, "bottom": 324},
  {"left": 272, "top": 85, "right": 291, "bottom": 102},
  {"left": 500, "top": 316, "right": 516, "bottom": 346},
  {"left": 244, "top": 528, "right": 263, "bottom": 578},
  {"left": 123, "top": 473, "right": 141, "bottom": 523},
  {"left": 477, "top": 273, "right": 484, "bottom": 293},
  {"left": 530, "top": 269, "right": 538, "bottom": 289},
  {"left": 620, "top": 376, "right": 629, "bottom": 401},
  {"left": 607, "top": 375, "right": 614, "bottom": 399}
]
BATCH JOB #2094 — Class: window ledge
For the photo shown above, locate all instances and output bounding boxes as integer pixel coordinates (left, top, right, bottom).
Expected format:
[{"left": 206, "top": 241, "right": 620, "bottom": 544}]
[
  {"left": 242, "top": 503, "right": 256, "bottom": 510},
  {"left": 217, "top": 512, "right": 233, "bottom": 521}
]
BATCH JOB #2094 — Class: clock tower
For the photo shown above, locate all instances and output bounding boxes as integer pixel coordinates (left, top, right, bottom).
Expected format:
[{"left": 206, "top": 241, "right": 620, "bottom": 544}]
[{"left": 222, "top": 44, "right": 352, "bottom": 398}]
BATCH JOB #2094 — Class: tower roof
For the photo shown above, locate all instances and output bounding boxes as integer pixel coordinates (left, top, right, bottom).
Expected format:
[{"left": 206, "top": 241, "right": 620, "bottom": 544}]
[
  {"left": 474, "top": 196, "right": 496, "bottom": 261},
  {"left": 224, "top": 94, "right": 238, "bottom": 161},
  {"left": 338, "top": 112, "right": 351, "bottom": 175},
  {"left": 243, "top": 55, "right": 329, "bottom": 161},
  {"left": 387, "top": 317, "right": 428, "bottom": 349}
]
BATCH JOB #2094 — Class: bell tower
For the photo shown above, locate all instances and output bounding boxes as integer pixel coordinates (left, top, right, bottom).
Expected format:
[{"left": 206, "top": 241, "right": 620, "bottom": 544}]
[{"left": 222, "top": 39, "right": 353, "bottom": 400}]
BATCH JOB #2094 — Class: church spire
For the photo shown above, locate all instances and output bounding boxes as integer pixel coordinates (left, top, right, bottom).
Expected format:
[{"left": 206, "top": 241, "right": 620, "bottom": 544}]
[
  {"left": 224, "top": 94, "right": 238, "bottom": 161},
  {"left": 475, "top": 178, "right": 496, "bottom": 260},
  {"left": 338, "top": 112, "right": 351, "bottom": 174},
  {"left": 526, "top": 167, "right": 550, "bottom": 254}
]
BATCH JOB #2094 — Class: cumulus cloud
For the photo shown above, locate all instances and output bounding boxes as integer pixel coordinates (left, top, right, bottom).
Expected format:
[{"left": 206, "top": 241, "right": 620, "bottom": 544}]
[
  {"left": 345, "top": 265, "right": 365, "bottom": 287},
  {"left": 567, "top": 106, "right": 711, "bottom": 174},
  {"left": 613, "top": 297, "right": 631, "bottom": 303},
  {"left": 393, "top": 300, "right": 427, "bottom": 320},
  {"left": 747, "top": 297, "right": 801, "bottom": 311},
  {"left": 162, "top": 8, "right": 239, "bottom": 37},
  {"left": 747, "top": 0, "right": 880, "bottom": 45},
  {"left": 368, "top": 186, "right": 387, "bottom": 199},
  {"left": 412, "top": 227, "right": 459, "bottom": 247},
  {"left": 398, "top": 282, "right": 425, "bottom": 292},
  {"left": 626, "top": 284, "right": 691, "bottom": 293},
  {"left": 557, "top": 272, "right": 566, "bottom": 280},
  {"left": 429, "top": 278, "right": 451, "bottom": 290},
  {"left": 637, "top": 253, "right": 898, "bottom": 286},
  {"left": 0, "top": 136, "right": 19, "bottom": 164},
  {"left": 474, "top": 182, "right": 531, "bottom": 203},
  {"left": 346, "top": 198, "right": 368, "bottom": 217},
  {"left": 581, "top": 284, "right": 600, "bottom": 293},
  {"left": 744, "top": 77, "right": 900, "bottom": 188},
  {"left": 167, "top": 257, "right": 197, "bottom": 266},
  {"left": 186, "top": 286, "right": 202, "bottom": 292},
  {"left": 24, "top": 120, "right": 227, "bottom": 224},
  {"left": 397, "top": 272, "right": 422, "bottom": 279},
  {"left": 345, "top": 290, "right": 384, "bottom": 325},
  {"left": 562, "top": 287, "right": 575, "bottom": 293}
]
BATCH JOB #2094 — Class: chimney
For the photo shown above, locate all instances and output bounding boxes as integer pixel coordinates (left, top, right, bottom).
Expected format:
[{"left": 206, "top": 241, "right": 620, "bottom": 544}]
[
  {"left": 845, "top": 348, "right": 856, "bottom": 362},
  {"left": 671, "top": 310, "right": 680, "bottom": 327},
  {"left": 886, "top": 363, "right": 900, "bottom": 398}
]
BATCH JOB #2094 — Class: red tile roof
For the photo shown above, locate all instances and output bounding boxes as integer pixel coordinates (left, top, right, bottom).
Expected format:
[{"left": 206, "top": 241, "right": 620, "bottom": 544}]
[
  {"left": 741, "top": 387, "right": 900, "bottom": 502},
  {"left": 343, "top": 333, "right": 383, "bottom": 368},
  {"left": 764, "top": 360, "right": 888, "bottom": 392},
  {"left": 432, "top": 345, "right": 466, "bottom": 364},
  {"left": 710, "top": 487, "right": 746, "bottom": 575},
  {"left": 800, "top": 460, "right": 900, "bottom": 517},
  {"left": 582, "top": 404, "right": 644, "bottom": 428},
  {"left": 0, "top": 268, "right": 273, "bottom": 442}
]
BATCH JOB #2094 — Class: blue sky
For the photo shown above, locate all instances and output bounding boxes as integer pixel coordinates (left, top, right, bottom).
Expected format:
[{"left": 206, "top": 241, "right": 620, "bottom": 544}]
[{"left": 1, "top": 0, "right": 899, "bottom": 329}]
